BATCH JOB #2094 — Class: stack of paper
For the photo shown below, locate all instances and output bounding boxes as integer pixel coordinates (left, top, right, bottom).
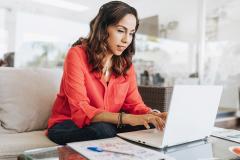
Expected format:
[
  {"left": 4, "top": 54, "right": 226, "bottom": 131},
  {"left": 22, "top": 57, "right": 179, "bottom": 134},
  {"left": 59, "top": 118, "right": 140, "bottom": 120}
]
[
  {"left": 211, "top": 127, "right": 240, "bottom": 143},
  {"left": 67, "top": 137, "right": 175, "bottom": 160}
]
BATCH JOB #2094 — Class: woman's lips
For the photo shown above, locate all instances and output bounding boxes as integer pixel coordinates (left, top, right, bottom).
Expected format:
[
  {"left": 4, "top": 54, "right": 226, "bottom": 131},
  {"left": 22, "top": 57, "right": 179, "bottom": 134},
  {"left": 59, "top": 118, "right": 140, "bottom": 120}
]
[{"left": 117, "top": 45, "right": 126, "bottom": 51}]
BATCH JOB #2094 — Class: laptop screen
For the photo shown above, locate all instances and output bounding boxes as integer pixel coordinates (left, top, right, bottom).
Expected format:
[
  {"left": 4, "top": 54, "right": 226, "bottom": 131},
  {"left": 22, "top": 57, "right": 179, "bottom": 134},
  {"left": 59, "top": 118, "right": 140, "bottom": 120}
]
[{"left": 162, "top": 85, "right": 222, "bottom": 147}]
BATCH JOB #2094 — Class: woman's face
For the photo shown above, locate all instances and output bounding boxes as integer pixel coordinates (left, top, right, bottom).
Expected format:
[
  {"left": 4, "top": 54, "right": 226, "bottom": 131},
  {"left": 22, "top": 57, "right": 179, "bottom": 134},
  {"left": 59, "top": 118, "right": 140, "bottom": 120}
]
[{"left": 106, "top": 14, "right": 136, "bottom": 56}]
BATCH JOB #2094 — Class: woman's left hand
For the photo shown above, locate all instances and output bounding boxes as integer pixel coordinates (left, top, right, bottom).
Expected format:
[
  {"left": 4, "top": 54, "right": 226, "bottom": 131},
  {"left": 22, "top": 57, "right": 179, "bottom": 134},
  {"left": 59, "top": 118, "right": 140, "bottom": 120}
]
[{"left": 149, "top": 111, "right": 168, "bottom": 121}]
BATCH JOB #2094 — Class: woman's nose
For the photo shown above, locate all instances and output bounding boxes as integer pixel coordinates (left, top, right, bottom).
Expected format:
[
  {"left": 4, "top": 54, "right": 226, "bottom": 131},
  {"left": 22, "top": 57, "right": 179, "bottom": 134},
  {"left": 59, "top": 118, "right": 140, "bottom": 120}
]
[{"left": 121, "top": 34, "right": 130, "bottom": 44}]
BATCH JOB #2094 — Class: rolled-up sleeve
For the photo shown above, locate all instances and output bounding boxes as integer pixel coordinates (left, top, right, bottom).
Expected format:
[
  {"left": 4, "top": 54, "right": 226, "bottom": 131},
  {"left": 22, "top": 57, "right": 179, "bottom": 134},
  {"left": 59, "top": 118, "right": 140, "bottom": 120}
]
[
  {"left": 63, "top": 48, "right": 104, "bottom": 128},
  {"left": 122, "top": 65, "right": 151, "bottom": 114}
]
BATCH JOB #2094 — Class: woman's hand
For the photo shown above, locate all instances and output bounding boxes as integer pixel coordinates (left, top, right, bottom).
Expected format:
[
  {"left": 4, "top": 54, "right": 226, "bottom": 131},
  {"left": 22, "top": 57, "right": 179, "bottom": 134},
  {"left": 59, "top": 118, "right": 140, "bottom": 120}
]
[
  {"left": 124, "top": 114, "right": 166, "bottom": 130},
  {"left": 159, "top": 112, "right": 168, "bottom": 121},
  {"left": 149, "top": 111, "right": 168, "bottom": 121}
]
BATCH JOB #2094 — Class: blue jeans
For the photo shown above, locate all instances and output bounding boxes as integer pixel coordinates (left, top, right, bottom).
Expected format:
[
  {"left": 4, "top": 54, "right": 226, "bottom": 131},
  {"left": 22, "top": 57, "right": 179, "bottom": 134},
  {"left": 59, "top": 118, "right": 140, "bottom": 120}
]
[{"left": 47, "top": 120, "right": 147, "bottom": 145}]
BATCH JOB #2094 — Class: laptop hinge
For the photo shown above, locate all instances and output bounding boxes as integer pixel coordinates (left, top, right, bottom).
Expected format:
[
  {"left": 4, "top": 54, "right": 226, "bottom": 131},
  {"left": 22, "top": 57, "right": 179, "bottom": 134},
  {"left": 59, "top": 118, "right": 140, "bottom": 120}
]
[
  {"left": 162, "top": 137, "right": 209, "bottom": 152},
  {"left": 162, "top": 145, "right": 169, "bottom": 152},
  {"left": 203, "top": 136, "right": 208, "bottom": 142}
]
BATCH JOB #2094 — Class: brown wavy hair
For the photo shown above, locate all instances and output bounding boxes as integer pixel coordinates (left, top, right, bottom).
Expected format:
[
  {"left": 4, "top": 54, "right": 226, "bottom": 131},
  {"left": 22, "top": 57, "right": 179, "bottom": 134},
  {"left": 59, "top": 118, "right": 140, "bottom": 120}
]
[{"left": 72, "top": 1, "right": 139, "bottom": 77}]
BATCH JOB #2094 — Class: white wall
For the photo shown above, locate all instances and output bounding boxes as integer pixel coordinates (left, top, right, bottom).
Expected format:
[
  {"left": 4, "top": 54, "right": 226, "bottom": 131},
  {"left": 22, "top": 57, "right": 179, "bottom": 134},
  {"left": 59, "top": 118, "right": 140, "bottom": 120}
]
[
  {"left": 0, "top": 8, "right": 7, "bottom": 57},
  {"left": 218, "top": 20, "right": 240, "bottom": 41}
]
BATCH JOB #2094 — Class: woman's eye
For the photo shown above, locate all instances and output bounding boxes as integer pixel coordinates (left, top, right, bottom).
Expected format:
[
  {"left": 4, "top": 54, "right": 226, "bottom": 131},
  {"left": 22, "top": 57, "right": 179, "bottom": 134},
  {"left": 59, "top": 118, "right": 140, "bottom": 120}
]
[
  {"left": 117, "top": 30, "right": 124, "bottom": 33},
  {"left": 130, "top": 32, "right": 134, "bottom": 36}
]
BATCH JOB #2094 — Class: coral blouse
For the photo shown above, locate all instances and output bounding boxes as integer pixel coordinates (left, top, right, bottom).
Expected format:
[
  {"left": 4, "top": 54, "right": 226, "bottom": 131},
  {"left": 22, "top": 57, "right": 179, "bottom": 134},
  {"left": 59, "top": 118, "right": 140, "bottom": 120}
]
[{"left": 47, "top": 45, "right": 150, "bottom": 129}]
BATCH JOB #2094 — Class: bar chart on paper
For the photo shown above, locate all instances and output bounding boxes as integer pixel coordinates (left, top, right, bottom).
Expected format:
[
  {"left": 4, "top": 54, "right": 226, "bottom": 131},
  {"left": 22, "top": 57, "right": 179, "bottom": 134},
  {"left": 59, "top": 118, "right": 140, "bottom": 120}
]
[
  {"left": 67, "top": 137, "right": 175, "bottom": 160},
  {"left": 211, "top": 127, "right": 240, "bottom": 143}
]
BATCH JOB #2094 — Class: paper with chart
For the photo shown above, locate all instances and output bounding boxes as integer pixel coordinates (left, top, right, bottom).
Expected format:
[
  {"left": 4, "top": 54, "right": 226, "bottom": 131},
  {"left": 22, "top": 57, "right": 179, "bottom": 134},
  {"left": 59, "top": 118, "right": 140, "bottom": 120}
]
[
  {"left": 211, "top": 127, "right": 240, "bottom": 143},
  {"left": 67, "top": 137, "right": 175, "bottom": 160}
]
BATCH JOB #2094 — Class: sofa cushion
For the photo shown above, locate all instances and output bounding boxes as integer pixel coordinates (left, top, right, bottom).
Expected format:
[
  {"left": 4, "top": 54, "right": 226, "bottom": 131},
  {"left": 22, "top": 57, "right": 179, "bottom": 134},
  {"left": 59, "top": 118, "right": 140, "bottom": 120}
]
[
  {"left": 0, "top": 130, "right": 57, "bottom": 160},
  {"left": 0, "top": 67, "right": 62, "bottom": 133}
]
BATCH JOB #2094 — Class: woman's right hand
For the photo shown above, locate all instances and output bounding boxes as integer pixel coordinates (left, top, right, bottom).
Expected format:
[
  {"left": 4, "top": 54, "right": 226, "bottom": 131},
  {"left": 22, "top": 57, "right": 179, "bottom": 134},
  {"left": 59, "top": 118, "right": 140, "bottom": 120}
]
[{"left": 124, "top": 114, "right": 166, "bottom": 130}]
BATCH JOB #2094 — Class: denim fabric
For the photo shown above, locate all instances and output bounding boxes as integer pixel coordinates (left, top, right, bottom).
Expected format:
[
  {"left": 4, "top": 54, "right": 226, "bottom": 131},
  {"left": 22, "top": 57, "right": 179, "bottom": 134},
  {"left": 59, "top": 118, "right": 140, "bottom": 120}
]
[{"left": 47, "top": 120, "right": 149, "bottom": 145}]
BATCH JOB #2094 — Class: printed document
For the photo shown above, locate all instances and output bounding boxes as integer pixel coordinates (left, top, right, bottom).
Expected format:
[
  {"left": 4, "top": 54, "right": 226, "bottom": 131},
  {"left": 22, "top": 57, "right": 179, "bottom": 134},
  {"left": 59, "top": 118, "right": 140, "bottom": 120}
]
[
  {"left": 211, "top": 127, "right": 240, "bottom": 143},
  {"left": 67, "top": 137, "right": 175, "bottom": 160}
]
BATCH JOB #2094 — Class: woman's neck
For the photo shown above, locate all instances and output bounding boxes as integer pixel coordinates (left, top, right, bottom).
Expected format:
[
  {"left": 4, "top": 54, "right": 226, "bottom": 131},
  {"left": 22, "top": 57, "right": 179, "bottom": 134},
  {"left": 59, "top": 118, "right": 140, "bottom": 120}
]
[
  {"left": 103, "top": 54, "right": 113, "bottom": 66},
  {"left": 102, "top": 54, "right": 113, "bottom": 81}
]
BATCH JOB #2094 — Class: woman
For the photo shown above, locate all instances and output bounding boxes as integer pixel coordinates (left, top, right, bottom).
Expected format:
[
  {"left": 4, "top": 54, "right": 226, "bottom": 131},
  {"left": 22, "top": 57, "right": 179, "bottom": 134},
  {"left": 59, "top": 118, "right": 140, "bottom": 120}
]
[{"left": 47, "top": 1, "right": 167, "bottom": 145}]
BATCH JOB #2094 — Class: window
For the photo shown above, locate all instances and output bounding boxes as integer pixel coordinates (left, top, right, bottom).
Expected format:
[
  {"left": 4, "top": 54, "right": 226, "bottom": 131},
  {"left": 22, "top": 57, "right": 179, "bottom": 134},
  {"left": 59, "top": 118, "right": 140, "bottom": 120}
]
[
  {"left": 204, "top": 0, "right": 240, "bottom": 109},
  {"left": 14, "top": 11, "right": 89, "bottom": 67},
  {"left": 0, "top": 8, "right": 8, "bottom": 58}
]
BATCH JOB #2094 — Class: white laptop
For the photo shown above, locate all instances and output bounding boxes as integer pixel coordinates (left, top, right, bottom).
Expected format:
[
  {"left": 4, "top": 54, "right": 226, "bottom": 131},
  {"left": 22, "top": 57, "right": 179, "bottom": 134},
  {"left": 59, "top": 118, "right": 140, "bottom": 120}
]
[{"left": 117, "top": 85, "right": 223, "bottom": 149}]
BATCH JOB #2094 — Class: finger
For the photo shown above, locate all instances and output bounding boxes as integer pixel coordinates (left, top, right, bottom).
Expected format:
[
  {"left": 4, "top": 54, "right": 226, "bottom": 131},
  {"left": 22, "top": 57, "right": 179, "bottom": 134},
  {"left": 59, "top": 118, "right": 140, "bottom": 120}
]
[
  {"left": 151, "top": 112, "right": 161, "bottom": 117},
  {"left": 154, "top": 118, "right": 162, "bottom": 130},
  {"left": 143, "top": 121, "right": 150, "bottom": 129},
  {"left": 155, "top": 117, "right": 165, "bottom": 130},
  {"left": 162, "top": 112, "right": 168, "bottom": 118},
  {"left": 160, "top": 112, "right": 168, "bottom": 121},
  {"left": 148, "top": 117, "right": 159, "bottom": 130},
  {"left": 160, "top": 117, "right": 166, "bottom": 127}
]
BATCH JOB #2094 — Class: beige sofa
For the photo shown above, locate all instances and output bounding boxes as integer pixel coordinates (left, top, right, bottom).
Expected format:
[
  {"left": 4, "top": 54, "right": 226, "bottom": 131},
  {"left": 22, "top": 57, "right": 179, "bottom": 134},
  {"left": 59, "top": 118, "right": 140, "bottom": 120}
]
[{"left": 0, "top": 67, "right": 62, "bottom": 160}]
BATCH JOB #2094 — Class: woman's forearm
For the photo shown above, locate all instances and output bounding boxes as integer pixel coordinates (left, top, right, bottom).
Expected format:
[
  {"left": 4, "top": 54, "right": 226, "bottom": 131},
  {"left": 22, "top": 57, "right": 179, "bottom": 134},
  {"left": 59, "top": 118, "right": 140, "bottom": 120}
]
[
  {"left": 92, "top": 111, "right": 130, "bottom": 124},
  {"left": 92, "top": 111, "right": 166, "bottom": 130}
]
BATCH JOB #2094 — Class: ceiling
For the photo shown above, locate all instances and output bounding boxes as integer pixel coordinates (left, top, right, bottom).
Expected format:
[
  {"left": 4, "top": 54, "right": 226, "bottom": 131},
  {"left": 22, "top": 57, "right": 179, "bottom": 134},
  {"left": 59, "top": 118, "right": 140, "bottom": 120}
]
[
  {"left": 0, "top": 0, "right": 200, "bottom": 23},
  {"left": 1, "top": 0, "right": 239, "bottom": 24}
]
